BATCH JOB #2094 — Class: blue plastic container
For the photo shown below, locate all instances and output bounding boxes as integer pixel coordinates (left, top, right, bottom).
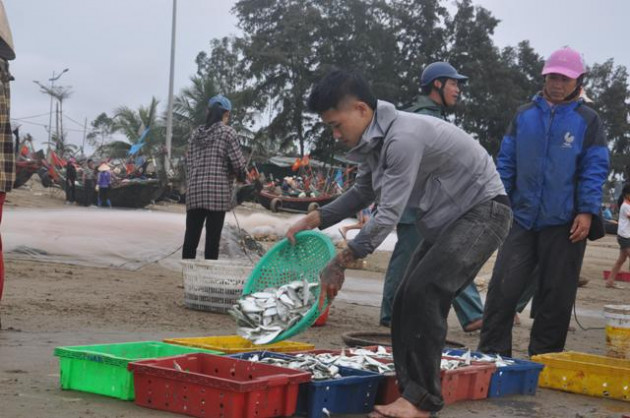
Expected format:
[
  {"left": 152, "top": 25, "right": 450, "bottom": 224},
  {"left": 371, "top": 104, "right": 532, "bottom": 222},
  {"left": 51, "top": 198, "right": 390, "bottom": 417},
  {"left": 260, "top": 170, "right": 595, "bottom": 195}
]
[
  {"left": 229, "top": 351, "right": 383, "bottom": 418},
  {"left": 443, "top": 348, "right": 544, "bottom": 397}
]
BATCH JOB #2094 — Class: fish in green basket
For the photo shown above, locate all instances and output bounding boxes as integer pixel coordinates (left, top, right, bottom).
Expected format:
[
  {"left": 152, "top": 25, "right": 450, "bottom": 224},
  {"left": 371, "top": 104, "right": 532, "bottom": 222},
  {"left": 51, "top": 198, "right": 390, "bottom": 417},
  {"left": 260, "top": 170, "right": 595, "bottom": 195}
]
[{"left": 229, "top": 280, "right": 319, "bottom": 344}]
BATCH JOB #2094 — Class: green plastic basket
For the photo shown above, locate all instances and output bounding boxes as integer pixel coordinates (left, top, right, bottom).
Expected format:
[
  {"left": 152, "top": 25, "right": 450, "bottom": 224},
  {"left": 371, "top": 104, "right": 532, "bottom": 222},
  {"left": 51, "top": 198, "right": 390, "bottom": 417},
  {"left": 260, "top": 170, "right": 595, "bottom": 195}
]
[
  {"left": 242, "top": 230, "right": 336, "bottom": 343},
  {"left": 54, "top": 341, "right": 223, "bottom": 400}
]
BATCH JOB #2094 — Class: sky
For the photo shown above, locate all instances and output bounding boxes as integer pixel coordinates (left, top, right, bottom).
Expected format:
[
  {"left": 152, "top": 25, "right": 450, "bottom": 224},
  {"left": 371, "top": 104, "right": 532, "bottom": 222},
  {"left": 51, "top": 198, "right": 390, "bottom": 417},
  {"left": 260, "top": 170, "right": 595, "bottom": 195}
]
[{"left": 5, "top": 0, "right": 630, "bottom": 153}]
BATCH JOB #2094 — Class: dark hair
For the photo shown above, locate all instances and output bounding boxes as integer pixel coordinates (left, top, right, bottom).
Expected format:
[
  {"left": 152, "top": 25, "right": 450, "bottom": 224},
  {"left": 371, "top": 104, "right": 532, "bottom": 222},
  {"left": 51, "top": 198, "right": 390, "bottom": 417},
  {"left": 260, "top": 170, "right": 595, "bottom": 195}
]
[
  {"left": 421, "top": 77, "right": 449, "bottom": 96},
  {"left": 307, "top": 69, "right": 377, "bottom": 113},
  {"left": 205, "top": 102, "right": 228, "bottom": 127}
]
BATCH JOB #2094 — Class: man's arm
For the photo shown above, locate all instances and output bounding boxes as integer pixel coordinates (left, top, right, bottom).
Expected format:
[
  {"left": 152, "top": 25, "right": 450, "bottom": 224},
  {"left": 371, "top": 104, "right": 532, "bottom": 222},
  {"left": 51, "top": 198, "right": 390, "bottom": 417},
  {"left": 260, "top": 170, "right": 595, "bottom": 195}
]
[
  {"left": 570, "top": 112, "right": 609, "bottom": 243},
  {"left": 496, "top": 116, "right": 518, "bottom": 197},
  {"left": 348, "top": 136, "right": 424, "bottom": 258},
  {"left": 576, "top": 114, "right": 609, "bottom": 216},
  {"left": 318, "top": 163, "right": 375, "bottom": 230},
  {"left": 286, "top": 163, "right": 375, "bottom": 244}
]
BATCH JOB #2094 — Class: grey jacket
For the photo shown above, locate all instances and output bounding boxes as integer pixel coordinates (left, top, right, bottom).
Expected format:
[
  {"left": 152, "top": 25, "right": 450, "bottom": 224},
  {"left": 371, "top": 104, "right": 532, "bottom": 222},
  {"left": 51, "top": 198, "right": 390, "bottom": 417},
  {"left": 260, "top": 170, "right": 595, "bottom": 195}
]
[{"left": 320, "top": 100, "right": 505, "bottom": 258}]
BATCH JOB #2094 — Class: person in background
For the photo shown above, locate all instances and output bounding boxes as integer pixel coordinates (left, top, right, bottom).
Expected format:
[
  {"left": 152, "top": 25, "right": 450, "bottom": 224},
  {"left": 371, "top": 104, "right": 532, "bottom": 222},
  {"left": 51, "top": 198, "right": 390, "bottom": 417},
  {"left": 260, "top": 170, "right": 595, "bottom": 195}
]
[
  {"left": 97, "top": 163, "right": 112, "bottom": 208},
  {"left": 65, "top": 157, "right": 77, "bottom": 204},
  {"left": 182, "top": 94, "right": 246, "bottom": 260},
  {"left": 381, "top": 62, "right": 486, "bottom": 333},
  {"left": 339, "top": 206, "right": 371, "bottom": 240},
  {"left": 602, "top": 204, "right": 613, "bottom": 221},
  {"left": 0, "top": 0, "right": 14, "bottom": 329},
  {"left": 606, "top": 184, "right": 630, "bottom": 288},
  {"left": 479, "top": 47, "right": 609, "bottom": 357},
  {"left": 82, "top": 159, "right": 96, "bottom": 206}
]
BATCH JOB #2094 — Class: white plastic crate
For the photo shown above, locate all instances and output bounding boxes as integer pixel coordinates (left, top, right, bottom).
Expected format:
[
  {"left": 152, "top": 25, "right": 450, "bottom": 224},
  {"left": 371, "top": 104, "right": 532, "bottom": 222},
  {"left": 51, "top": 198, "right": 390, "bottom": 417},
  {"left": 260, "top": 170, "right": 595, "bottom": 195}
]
[{"left": 182, "top": 259, "right": 254, "bottom": 313}]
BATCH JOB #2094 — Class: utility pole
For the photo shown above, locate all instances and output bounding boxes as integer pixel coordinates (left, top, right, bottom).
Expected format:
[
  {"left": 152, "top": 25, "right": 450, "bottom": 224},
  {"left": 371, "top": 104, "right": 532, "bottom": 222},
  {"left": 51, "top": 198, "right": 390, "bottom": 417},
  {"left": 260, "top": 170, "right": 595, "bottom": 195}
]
[
  {"left": 82, "top": 117, "right": 87, "bottom": 154},
  {"left": 164, "top": 0, "right": 177, "bottom": 173},
  {"left": 47, "top": 68, "right": 69, "bottom": 157}
]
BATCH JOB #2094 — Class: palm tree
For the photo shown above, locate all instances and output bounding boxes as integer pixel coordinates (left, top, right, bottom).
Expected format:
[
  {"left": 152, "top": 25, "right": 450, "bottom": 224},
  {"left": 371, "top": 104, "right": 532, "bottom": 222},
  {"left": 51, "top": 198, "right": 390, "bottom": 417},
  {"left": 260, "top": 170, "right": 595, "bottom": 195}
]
[
  {"left": 112, "top": 97, "right": 163, "bottom": 151},
  {"left": 173, "top": 74, "right": 217, "bottom": 143}
]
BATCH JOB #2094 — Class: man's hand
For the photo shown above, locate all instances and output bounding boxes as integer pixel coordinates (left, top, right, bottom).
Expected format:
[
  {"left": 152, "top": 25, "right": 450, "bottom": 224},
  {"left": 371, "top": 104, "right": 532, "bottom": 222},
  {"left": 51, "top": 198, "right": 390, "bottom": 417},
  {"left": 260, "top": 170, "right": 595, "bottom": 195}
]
[
  {"left": 286, "top": 210, "right": 321, "bottom": 244},
  {"left": 569, "top": 213, "right": 592, "bottom": 243},
  {"left": 318, "top": 248, "right": 356, "bottom": 309}
]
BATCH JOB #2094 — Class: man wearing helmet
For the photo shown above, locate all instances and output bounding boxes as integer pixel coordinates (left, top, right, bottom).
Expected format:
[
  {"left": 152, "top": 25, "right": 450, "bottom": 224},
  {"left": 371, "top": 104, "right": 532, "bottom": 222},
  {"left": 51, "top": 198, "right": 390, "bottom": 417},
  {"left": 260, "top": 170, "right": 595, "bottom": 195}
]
[
  {"left": 479, "top": 48, "right": 609, "bottom": 357},
  {"left": 408, "top": 61, "right": 467, "bottom": 116},
  {"left": 380, "top": 62, "right": 486, "bottom": 334}
]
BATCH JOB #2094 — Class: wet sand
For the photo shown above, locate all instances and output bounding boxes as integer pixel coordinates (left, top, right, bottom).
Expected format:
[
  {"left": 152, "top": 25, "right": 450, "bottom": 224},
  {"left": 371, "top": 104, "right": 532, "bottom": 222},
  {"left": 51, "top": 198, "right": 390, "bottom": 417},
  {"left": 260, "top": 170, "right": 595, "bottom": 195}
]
[{"left": 1, "top": 179, "right": 630, "bottom": 417}]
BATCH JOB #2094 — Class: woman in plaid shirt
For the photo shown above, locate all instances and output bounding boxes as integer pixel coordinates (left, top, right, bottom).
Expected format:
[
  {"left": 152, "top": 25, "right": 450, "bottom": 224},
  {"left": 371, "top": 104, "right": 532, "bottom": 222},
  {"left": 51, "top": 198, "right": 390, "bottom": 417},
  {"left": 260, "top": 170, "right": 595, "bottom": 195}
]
[{"left": 182, "top": 95, "right": 246, "bottom": 260}]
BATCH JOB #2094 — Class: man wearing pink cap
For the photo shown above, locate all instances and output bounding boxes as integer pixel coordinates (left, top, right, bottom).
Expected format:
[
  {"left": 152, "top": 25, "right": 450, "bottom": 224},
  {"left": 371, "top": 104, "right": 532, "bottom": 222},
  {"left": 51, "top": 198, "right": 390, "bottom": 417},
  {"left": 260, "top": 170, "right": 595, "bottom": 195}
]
[{"left": 478, "top": 47, "right": 609, "bottom": 357}]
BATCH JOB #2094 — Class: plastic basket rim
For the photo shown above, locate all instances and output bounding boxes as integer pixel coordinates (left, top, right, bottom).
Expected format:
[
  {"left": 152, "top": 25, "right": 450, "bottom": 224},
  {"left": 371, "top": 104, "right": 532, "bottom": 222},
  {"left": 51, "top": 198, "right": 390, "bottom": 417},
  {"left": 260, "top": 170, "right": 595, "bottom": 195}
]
[
  {"left": 163, "top": 335, "right": 315, "bottom": 353},
  {"left": 182, "top": 258, "right": 256, "bottom": 268},
  {"left": 54, "top": 341, "right": 223, "bottom": 367},
  {"left": 241, "top": 230, "right": 336, "bottom": 344}
]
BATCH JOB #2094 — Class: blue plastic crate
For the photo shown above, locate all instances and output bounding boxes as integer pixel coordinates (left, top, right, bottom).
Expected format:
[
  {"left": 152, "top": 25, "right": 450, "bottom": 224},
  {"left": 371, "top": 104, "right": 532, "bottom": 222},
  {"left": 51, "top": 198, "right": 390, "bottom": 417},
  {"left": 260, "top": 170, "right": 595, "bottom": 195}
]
[
  {"left": 443, "top": 348, "right": 544, "bottom": 397},
  {"left": 229, "top": 351, "right": 383, "bottom": 418}
]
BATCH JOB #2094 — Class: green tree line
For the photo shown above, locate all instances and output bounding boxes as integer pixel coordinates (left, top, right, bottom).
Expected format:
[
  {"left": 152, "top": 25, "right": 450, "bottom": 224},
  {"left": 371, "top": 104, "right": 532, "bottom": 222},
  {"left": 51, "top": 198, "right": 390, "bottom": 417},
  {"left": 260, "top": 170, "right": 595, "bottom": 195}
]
[{"left": 88, "top": 0, "right": 630, "bottom": 176}]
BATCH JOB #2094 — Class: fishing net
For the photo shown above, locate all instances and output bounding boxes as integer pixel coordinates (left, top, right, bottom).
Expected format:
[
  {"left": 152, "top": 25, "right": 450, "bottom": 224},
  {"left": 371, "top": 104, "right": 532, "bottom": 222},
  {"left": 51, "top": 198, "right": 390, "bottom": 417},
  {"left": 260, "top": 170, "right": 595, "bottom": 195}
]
[{"left": 242, "top": 230, "right": 336, "bottom": 343}]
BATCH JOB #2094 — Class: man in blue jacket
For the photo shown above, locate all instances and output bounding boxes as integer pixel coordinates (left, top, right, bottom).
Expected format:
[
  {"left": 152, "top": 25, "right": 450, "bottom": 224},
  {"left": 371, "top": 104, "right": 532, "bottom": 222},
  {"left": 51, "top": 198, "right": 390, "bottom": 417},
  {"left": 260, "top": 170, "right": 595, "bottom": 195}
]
[{"left": 479, "top": 47, "right": 609, "bottom": 357}]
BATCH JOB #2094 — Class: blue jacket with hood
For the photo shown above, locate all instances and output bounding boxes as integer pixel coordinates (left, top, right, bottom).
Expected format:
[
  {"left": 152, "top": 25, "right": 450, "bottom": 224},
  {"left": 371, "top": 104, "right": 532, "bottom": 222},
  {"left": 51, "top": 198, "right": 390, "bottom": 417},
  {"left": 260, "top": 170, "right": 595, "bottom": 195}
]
[{"left": 497, "top": 94, "right": 609, "bottom": 230}]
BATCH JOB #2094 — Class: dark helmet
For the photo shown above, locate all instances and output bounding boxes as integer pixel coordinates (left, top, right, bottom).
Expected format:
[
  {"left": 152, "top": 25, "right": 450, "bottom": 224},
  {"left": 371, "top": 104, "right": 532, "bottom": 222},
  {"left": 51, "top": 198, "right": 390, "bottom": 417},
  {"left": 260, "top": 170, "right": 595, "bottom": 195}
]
[{"left": 420, "top": 62, "right": 468, "bottom": 87}]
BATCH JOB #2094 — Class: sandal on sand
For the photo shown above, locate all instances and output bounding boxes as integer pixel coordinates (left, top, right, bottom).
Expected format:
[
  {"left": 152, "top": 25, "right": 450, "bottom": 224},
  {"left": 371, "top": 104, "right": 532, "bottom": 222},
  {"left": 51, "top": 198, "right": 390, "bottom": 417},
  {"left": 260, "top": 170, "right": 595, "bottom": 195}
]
[{"left": 338, "top": 228, "right": 347, "bottom": 241}]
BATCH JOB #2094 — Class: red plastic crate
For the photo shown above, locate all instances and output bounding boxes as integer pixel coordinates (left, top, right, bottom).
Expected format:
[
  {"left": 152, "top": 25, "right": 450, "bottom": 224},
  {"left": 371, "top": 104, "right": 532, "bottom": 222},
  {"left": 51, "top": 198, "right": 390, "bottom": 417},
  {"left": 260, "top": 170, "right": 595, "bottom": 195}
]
[
  {"left": 602, "top": 270, "right": 630, "bottom": 282},
  {"left": 375, "top": 357, "right": 495, "bottom": 405},
  {"left": 128, "top": 353, "right": 311, "bottom": 418}
]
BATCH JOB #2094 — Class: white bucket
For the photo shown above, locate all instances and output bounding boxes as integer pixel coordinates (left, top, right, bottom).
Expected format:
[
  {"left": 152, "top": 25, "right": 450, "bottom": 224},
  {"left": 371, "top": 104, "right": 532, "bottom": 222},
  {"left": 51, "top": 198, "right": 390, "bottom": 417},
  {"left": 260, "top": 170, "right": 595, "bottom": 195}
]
[{"left": 603, "top": 304, "right": 630, "bottom": 359}]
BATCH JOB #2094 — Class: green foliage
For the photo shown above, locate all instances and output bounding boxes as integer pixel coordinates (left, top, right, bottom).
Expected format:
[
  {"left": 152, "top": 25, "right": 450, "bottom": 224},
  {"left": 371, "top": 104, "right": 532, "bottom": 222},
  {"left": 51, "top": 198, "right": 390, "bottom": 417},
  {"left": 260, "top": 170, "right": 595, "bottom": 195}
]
[
  {"left": 89, "top": 0, "right": 629, "bottom": 177},
  {"left": 112, "top": 97, "right": 164, "bottom": 151},
  {"left": 585, "top": 59, "right": 630, "bottom": 175}
]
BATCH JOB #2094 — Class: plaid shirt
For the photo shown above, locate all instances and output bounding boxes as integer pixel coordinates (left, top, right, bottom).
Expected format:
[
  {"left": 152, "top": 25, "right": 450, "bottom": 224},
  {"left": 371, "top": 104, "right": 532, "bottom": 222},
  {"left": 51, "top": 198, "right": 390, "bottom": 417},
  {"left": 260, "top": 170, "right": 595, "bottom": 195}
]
[
  {"left": 185, "top": 122, "right": 246, "bottom": 211},
  {"left": 0, "top": 58, "right": 14, "bottom": 192}
]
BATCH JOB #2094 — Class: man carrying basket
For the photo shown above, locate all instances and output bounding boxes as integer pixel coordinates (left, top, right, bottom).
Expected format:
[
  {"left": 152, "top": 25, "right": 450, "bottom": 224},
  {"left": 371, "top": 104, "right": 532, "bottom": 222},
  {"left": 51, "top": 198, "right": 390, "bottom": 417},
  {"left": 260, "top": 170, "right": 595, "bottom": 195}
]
[{"left": 287, "top": 69, "right": 511, "bottom": 417}]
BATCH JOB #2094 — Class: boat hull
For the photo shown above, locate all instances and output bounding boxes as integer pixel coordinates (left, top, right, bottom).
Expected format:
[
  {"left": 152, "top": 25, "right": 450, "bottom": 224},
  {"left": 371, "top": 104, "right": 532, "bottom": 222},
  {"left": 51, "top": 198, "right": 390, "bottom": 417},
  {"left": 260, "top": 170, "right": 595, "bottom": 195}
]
[{"left": 257, "top": 190, "right": 336, "bottom": 213}]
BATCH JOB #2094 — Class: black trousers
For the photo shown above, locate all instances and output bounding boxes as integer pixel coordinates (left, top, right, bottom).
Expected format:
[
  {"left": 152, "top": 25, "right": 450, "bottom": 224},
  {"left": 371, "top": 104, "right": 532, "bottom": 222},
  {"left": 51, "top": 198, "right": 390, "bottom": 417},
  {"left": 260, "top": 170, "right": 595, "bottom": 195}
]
[
  {"left": 83, "top": 179, "right": 95, "bottom": 206},
  {"left": 65, "top": 180, "right": 75, "bottom": 202},
  {"left": 391, "top": 200, "right": 512, "bottom": 412},
  {"left": 182, "top": 209, "right": 226, "bottom": 260},
  {"left": 478, "top": 222, "right": 587, "bottom": 357}
]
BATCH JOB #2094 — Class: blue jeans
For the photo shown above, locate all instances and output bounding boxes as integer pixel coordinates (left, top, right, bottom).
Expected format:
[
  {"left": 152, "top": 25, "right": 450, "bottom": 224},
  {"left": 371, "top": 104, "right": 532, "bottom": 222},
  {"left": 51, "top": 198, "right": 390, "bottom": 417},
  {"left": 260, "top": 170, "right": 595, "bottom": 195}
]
[
  {"left": 381, "top": 218, "right": 485, "bottom": 330},
  {"left": 391, "top": 200, "right": 512, "bottom": 412}
]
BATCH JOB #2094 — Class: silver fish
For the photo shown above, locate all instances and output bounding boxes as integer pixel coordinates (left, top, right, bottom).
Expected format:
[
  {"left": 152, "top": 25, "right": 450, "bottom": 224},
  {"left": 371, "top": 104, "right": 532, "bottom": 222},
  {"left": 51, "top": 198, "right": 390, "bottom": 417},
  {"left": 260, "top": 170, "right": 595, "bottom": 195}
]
[{"left": 229, "top": 280, "right": 319, "bottom": 344}]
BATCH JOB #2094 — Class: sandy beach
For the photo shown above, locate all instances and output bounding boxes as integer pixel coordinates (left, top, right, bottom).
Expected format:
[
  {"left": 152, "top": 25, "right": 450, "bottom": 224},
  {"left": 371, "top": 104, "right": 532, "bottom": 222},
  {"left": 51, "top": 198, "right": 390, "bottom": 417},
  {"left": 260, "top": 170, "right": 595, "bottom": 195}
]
[{"left": 1, "top": 178, "right": 629, "bottom": 418}]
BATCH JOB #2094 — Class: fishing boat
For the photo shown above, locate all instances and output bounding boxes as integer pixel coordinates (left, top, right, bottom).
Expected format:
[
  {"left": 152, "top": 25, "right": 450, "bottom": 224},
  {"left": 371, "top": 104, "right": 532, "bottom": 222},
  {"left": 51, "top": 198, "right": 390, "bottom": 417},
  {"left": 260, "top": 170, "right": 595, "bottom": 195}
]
[
  {"left": 14, "top": 159, "right": 41, "bottom": 188},
  {"left": 257, "top": 189, "right": 337, "bottom": 213},
  {"left": 73, "top": 178, "right": 165, "bottom": 208}
]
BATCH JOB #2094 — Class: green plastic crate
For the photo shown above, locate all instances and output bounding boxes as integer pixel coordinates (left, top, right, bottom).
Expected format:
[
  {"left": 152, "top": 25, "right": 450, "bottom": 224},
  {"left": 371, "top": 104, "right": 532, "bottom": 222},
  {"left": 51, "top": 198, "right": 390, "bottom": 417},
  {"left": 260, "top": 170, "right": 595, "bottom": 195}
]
[
  {"left": 53, "top": 341, "right": 223, "bottom": 400},
  {"left": 242, "top": 230, "right": 336, "bottom": 343}
]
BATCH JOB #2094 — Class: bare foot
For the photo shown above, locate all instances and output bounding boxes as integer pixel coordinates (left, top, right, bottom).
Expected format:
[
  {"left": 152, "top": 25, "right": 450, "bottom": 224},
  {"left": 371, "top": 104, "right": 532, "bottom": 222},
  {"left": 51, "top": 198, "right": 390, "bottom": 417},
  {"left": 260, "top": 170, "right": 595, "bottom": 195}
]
[
  {"left": 374, "top": 397, "right": 431, "bottom": 418},
  {"left": 606, "top": 280, "right": 624, "bottom": 289},
  {"left": 368, "top": 411, "right": 387, "bottom": 418},
  {"left": 464, "top": 318, "right": 482, "bottom": 332}
]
